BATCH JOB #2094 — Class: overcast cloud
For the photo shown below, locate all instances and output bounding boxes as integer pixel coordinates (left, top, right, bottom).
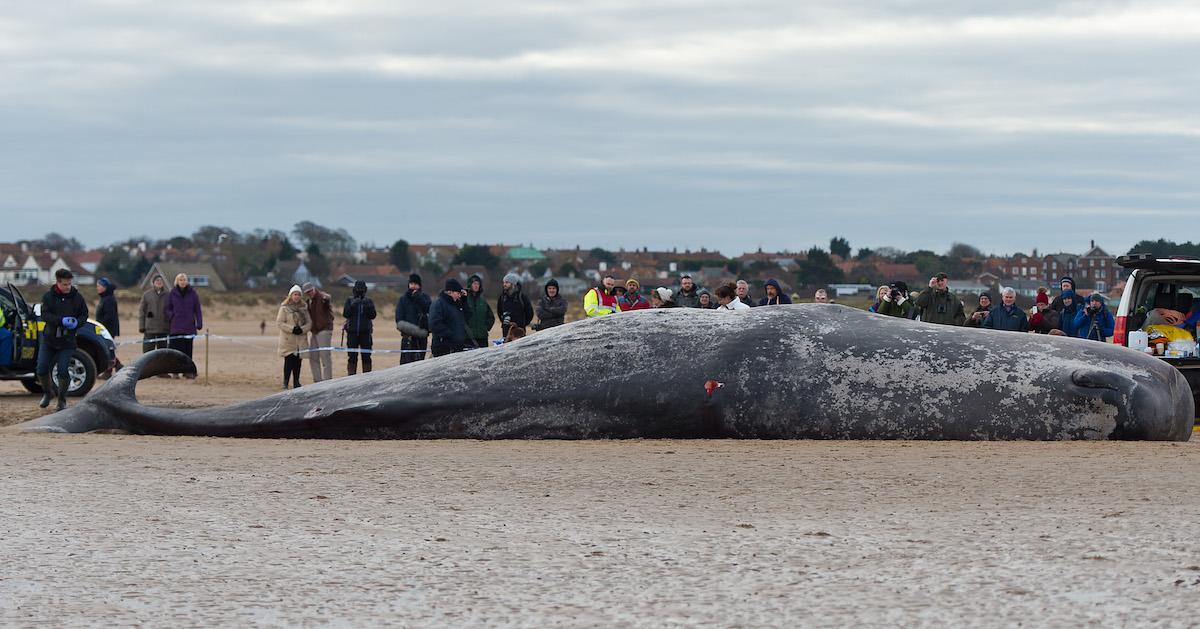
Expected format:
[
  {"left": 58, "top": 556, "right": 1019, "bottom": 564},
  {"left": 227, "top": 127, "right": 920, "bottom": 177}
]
[{"left": 2, "top": 1, "right": 1197, "bottom": 256}]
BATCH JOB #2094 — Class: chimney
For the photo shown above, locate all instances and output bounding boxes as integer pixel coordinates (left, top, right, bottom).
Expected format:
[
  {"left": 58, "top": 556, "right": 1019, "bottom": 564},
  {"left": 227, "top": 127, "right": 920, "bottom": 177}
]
[{"left": 1090, "top": 239, "right": 1095, "bottom": 249}]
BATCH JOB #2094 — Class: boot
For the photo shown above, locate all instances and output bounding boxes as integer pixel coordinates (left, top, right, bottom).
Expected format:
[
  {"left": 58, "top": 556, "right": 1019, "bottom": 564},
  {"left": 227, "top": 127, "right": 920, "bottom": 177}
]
[
  {"left": 54, "top": 374, "right": 68, "bottom": 412},
  {"left": 37, "top": 374, "right": 55, "bottom": 408},
  {"left": 347, "top": 361, "right": 357, "bottom": 376}
]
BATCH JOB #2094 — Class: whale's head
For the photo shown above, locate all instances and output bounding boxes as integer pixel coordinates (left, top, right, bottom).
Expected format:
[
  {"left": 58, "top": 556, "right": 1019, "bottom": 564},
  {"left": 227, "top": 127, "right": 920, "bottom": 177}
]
[{"left": 1065, "top": 355, "right": 1194, "bottom": 441}]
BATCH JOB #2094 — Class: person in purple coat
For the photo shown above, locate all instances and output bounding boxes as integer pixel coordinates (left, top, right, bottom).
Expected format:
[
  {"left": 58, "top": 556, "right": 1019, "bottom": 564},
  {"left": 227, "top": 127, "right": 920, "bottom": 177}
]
[{"left": 165, "top": 273, "right": 203, "bottom": 377}]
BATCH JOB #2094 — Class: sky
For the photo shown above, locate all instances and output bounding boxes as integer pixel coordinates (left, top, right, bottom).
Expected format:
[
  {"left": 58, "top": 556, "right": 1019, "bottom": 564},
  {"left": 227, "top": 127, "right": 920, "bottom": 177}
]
[{"left": 3, "top": 1, "right": 1198, "bottom": 258}]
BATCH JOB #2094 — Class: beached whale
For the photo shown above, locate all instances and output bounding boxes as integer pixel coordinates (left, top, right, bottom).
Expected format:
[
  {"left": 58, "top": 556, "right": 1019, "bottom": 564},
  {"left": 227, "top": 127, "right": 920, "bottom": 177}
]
[{"left": 15, "top": 305, "right": 1194, "bottom": 440}]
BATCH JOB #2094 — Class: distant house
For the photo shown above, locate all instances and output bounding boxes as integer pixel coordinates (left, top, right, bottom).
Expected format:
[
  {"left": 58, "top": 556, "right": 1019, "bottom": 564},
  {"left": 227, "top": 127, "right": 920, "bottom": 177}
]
[
  {"left": 0, "top": 253, "right": 93, "bottom": 286},
  {"left": 828, "top": 283, "right": 875, "bottom": 297},
  {"left": 140, "top": 262, "right": 228, "bottom": 292}
]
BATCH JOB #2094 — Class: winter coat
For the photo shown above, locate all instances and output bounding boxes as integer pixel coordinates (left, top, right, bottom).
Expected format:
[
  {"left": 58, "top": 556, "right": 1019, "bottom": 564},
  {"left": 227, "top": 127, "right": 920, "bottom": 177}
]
[
  {"left": 306, "top": 291, "right": 335, "bottom": 333},
  {"left": 139, "top": 287, "right": 170, "bottom": 335},
  {"left": 963, "top": 305, "right": 992, "bottom": 328},
  {"left": 877, "top": 298, "right": 915, "bottom": 319},
  {"left": 40, "top": 285, "right": 89, "bottom": 350},
  {"left": 1074, "top": 302, "right": 1116, "bottom": 342},
  {"left": 583, "top": 286, "right": 620, "bottom": 318},
  {"left": 675, "top": 286, "right": 701, "bottom": 309},
  {"left": 718, "top": 297, "right": 751, "bottom": 311},
  {"left": 429, "top": 292, "right": 468, "bottom": 347},
  {"left": 619, "top": 292, "right": 651, "bottom": 311},
  {"left": 498, "top": 286, "right": 535, "bottom": 329},
  {"left": 165, "top": 286, "right": 203, "bottom": 335},
  {"left": 342, "top": 296, "right": 377, "bottom": 335},
  {"left": 1059, "top": 303, "right": 1084, "bottom": 337},
  {"left": 276, "top": 300, "right": 312, "bottom": 357},
  {"left": 983, "top": 304, "right": 1029, "bottom": 332},
  {"left": 96, "top": 291, "right": 120, "bottom": 337},
  {"left": 396, "top": 290, "right": 432, "bottom": 332},
  {"left": 1030, "top": 308, "right": 1061, "bottom": 334},
  {"left": 536, "top": 280, "right": 568, "bottom": 329},
  {"left": 464, "top": 289, "right": 495, "bottom": 341},
  {"left": 758, "top": 279, "right": 793, "bottom": 306},
  {"left": 914, "top": 288, "right": 965, "bottom": 326}
]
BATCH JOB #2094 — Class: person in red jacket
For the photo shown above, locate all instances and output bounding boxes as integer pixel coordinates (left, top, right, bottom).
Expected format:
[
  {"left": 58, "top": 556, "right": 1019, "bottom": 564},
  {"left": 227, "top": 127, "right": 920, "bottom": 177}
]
[{"left": 619, "top": 279, "right": 651, "bottom": 311}]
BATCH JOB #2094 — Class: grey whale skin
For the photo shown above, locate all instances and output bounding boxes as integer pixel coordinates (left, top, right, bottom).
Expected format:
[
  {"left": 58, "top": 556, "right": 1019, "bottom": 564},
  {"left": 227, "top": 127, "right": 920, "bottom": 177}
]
[{"left": 17, "top": 305, "right": 1194, "bottom": 440}]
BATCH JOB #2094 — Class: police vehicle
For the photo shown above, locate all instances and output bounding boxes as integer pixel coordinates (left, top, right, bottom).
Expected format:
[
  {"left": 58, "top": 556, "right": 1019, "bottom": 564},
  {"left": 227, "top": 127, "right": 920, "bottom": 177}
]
[{"left": 0, "top": 282, "right": 117, "bottom": 396}]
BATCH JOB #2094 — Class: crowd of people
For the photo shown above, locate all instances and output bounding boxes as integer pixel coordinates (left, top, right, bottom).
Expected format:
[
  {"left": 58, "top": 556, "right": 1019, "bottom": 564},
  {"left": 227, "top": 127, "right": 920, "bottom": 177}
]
[
  {"left": 868, "top": 273, "right": 1116, "bottom": 341},
  {"left": 50, "top": 269, "right": 1133, "bottom": 396}
]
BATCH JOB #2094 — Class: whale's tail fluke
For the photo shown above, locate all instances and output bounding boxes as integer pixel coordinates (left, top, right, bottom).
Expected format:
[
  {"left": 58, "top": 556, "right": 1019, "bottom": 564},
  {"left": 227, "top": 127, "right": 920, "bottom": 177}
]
[{"left": 16, "top": 350, "right": 197, "bottom": 434}]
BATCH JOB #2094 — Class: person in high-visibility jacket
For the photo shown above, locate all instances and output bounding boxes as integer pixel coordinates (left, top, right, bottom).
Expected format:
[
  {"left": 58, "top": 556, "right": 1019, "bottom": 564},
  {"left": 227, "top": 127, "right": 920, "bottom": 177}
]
[{"left": 584, "top": 275, "right": 622, "bottom": 318}]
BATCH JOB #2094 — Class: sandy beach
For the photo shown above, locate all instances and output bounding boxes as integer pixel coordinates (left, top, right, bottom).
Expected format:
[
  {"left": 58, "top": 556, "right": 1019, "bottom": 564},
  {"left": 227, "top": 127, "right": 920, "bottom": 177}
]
[{"left": 3, "top": 312, "right": 1200, "bottom": 625}]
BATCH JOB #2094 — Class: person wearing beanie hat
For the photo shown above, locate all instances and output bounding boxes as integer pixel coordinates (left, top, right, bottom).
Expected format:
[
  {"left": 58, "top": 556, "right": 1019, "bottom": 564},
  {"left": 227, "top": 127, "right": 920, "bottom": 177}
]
[
  {"left": 463, "top": 274, "right": 495, "bottom": 349},
  {"left": 876, "top": 282, "right": 914, "bottom": 319},
  {"left": 302, "top": 282, "right": 335, "bottom": 383},
  {"left": 650, "top": 287, "right": 678, "bottom": 308},
  {"left": 138, "top": 274, "right": 171, "bottom": 356},
  {"left": 343, "top": 279, "right": 377, "bottom": 374},
  {"left": 1073, "top": 292, "right": 1115, "bottom": 341},
  {"left": 534, "top": 278, "right": 567, "bottom": 330},
  {"left": 619, "top": 278, "right": 650, "bottom": 311},
  {"left": 1057, "top": 289, "right": 1082, "bottom": 337},
  {"left": 396, "top": 273, "right": 432, "bottom": 364},
  {"left": 698, "top": 289, "right": 716, "bottom": 309},
  {"left": 429, "top": 278, "right": 468, "bottom": 356},
  {"left": 965, "top": 292, "right": 993, "bottom": 327},
  {"left": 1049, "top": 276, "right": 1075, "bottom": 312},
  {"left": 498, "top": 272, "right": 535, "bottom": 340},
  {"left": 277, "top": 285, "right": 312, "bottom": 389},
  {"left": 95, "top": 277, "right": 124, "bottom": 378}
]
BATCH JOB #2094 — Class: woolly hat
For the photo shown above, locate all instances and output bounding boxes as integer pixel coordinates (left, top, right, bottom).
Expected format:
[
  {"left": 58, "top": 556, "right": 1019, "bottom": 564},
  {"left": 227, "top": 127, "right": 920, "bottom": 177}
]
[
  {"left": 979, "top": 292, "right": 992, "bottom": 302},
  {"left": 503, "top": 272, "right": 521, "bottom": 285},
  {"left": 288, "top": 284, "right": 302, "bottom": 295},
  {"left": 301, "top": 282, "right": 315, "bottom": 293},
  {"left": 444, "top": 278, "right": 464, "bottom": 293},
  {"left": 353, "top": 280, "right": 367, "bottom": 292},
  {"left": 655, "top": 287, "right": 674, "bottom": 302},
  {"left": 97, "top": 277, "right": 113, "bottom": 290},
  {"left": 1060, "top": 276, "right": 1074, "bottom": 288},
  {"left": 626, "top": 278, "right": 640, "bottom": 289},
  {"left": 408, "top": 273, "right": 422, "bottom": 286},
  {"left": 1036, "top": 291, "right": 1049, "bottom": 305},
  {"left": 1060, "top": 289, "right": 1077, "bottom": 302}
]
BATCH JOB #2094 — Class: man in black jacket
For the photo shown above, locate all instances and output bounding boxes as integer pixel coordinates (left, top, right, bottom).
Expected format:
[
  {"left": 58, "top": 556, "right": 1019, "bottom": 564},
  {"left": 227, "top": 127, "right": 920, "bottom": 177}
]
[
  {"left": 534, "top": 278, "right": 567, "bottom": 330},
  {"left": 95, "top": 277, "right": 124, "bottom": 378},
  {"left": 38, "top": 269, "right": 89, "bottom": 411},
  {"left": 497, "top": 273, "right": 534, "bottom": 341},
  {"left": 342, "top": 280, "right": 377, "bottom": 375},
  {"left": 395, "top": 273, "right": 431, "bottom": 364},
  {"left": 429, "top": 279, "right": 468, "bottom": 357}
]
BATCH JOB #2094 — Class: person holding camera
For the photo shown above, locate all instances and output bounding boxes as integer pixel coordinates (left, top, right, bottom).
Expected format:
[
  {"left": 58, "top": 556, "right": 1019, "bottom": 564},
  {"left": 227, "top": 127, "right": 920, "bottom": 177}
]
[
  {"left": 876, "top": 282, "right": 913, "bottom": 318},
  {"left": 429, "top": 279, "right": 469, "bottom": 357},
  {"left": 913, "top": 273, "right": 965, "bottom": 326},
  {"left": 1073, "top": 293, "right": 1115, "bottom": 342},
  {"left": 277, "top": 285, "right": 312, "bottom": 389},
  {"left": 396, "top": 273, "right": 431, "bottom": 364},
  {"left": 462, "top": 274, "right": 495, "bottom": 349},
  {"left": 964, "top": 292, "right": 993, "bottom": 328},
  {"left": 37, "top": 268, "right": 89, "bottom": 411},
  {"left": 498, "top": 273, "right": 535, "bottom": 341},
  {"left": 534, "top": 278, "right": 567, "bottom": 330},
  {"left": 983, "top": 288, "right": 1029, "bottom": 332},
  {"left": 343, "top": 280, "right": 376, "bottom": 375}
]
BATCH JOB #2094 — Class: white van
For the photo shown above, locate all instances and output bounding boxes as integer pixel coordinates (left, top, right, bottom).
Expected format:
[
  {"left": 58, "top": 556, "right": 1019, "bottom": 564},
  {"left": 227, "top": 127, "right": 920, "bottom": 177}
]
[{"left": 1114, "top": 254, "right": 1200, "bottom": 414}]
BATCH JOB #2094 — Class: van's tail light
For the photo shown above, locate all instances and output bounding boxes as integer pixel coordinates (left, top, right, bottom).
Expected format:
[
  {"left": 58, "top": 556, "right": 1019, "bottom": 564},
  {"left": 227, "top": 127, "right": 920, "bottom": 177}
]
[{"left": 1114, "top": 315, "right": 1127, "bottom": 346}]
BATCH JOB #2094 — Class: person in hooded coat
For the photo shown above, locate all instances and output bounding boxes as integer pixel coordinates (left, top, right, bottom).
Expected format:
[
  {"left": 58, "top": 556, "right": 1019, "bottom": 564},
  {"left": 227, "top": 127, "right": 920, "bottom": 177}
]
[
  {"left": 429, "top": 279, "right": 469, "bottom": 357},
  {"left": 497, "top": 272, "right": 534, "bottom": 341},
  {"left": 1049, "top": 276, "right": 1076, "bottom": 312},
  {"left": 343, "top": 280, "right": 377, "bottom": 374},
  {"left": 964, "top": 292, "right": 994, "bottom": 328},
  {"left": 463, "top": 274, "right": 495, "bottom": 349},
  {"left": 758, "top": 279, "right": 793, "bottom": 306},
  {"left": 277, "top": 285, "right": 311, "bottom": 389},
  {"left": 1074, "top": 293, "right": 1115, "bottom": 341},
  {"left": 94, "top": 277, "right": 124, "bottom": 377},
  {"left": 534, "top": 278, "right": 568, "bottom": 330},
  {"left": 1056, "top": 290, "right": 1083, "bottom": 337},
  {"left": 698, "top": 289, "right": 717, "bottom": 309},
  {"left": 396, "top": 273, "right": 431, "bottom": 364}
]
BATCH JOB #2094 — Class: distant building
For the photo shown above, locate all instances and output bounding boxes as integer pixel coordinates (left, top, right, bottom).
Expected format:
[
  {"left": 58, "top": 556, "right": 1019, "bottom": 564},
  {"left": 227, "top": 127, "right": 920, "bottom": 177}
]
[
  {"left": 0, "top": 252, "right": 93, "bottom": 286},
  {"left": 140, "top": 262, "right": 227, "bottom": 292}
]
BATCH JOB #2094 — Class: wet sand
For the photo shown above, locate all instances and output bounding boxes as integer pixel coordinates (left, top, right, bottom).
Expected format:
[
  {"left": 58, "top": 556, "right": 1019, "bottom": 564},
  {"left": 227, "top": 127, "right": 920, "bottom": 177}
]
[{"left": 3, "top": 316, "right": 1200, "bottom": 625}]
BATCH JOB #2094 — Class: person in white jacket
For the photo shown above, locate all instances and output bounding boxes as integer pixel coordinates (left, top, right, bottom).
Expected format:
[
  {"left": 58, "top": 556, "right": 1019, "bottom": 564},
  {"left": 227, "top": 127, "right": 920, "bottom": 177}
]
[{"left": 715, "top": 283, "right": 751, "bottom": 311}]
